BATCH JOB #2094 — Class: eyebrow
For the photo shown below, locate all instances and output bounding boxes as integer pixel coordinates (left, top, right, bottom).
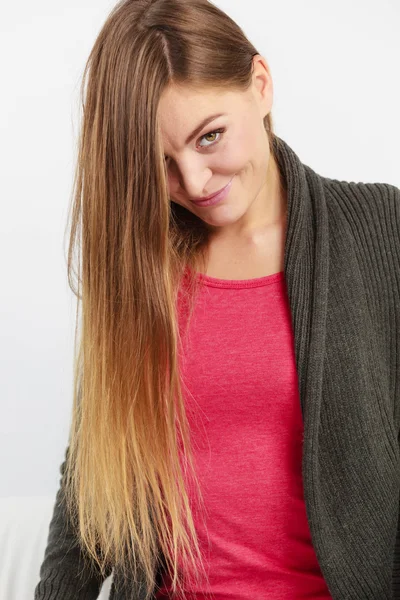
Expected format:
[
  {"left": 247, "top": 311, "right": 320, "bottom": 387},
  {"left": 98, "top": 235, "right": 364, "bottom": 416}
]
[{"left": 185, "top": 113, "right": 226, "bottom": 145}]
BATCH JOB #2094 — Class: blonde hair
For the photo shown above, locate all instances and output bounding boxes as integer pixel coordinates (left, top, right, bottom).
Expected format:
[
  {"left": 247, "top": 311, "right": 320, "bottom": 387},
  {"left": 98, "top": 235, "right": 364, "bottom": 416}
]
[{"left": 63, "top": 0, "right": 278, "bottom": 598}]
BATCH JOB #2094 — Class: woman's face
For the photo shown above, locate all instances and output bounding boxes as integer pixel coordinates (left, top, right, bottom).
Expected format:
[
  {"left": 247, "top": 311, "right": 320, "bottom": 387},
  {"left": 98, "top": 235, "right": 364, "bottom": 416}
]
[{"left": 158, "top": 57, "right": 274, "bottom": 233}]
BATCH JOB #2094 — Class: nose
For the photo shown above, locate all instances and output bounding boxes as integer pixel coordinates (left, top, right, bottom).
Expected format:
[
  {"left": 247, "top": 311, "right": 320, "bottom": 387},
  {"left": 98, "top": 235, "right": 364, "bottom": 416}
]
[{"left": 169, "top": 160, "right": 213, "bottom": 200}]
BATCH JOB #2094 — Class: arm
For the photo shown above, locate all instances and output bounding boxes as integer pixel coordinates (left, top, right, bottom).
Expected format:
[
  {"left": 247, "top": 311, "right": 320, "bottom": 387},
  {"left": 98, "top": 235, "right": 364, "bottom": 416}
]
[{"left": 34, "top": 445, "right": 113, "bottom": 600}]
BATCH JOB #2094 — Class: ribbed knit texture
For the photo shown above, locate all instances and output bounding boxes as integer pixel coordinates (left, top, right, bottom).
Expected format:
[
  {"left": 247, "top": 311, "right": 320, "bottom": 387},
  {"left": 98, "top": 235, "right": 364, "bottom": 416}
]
[
  {"left": 34, "top": 135, "right": 400, "bottom": 600},
  {"left": 34, "top": 569, "right": 104, "bottom": 600},
  {"left": 33, "top": 446, "right": 114, "bottom": 600}
]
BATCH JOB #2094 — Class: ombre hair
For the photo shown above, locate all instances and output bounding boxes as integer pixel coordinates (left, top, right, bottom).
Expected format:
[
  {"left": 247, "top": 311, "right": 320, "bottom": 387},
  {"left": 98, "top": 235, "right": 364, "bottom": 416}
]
[{"left": 64, "top": 0, "right": 278, "bottom": 598}]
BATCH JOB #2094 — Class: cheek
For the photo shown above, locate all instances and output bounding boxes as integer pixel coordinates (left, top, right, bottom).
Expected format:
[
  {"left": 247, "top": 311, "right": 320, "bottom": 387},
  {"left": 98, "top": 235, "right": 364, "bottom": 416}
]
[
  {"left": 219, "top": 146, "right": 249, "bottom": 172},
  {"left": 223, "top": 127, "right": 258, "bottom": 170}
]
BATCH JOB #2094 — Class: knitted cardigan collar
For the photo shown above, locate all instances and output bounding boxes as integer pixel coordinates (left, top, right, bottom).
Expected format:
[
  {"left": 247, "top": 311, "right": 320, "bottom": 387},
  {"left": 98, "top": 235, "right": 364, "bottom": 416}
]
[{"left": 271, "top": 134, "right": 400, "bottom": 599}]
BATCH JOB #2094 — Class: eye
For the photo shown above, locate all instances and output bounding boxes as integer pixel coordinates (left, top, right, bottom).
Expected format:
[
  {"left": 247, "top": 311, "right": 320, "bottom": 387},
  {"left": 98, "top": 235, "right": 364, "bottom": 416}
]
[
  {"left": 198, "top": 128, "right": 225, "bottom": 149},
  {"left": 164, "top": 128, "right": 225, "bottom": 165}
]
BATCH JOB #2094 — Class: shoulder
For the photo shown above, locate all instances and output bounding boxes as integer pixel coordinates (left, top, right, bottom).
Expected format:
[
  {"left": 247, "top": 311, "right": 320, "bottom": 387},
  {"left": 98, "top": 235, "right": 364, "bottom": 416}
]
[
  {"left": 321, "top": 172, "right": 399, "bottom": 220},
  {"left": 306, "top": 166, "right": 400, "bottom": 240},
  {"left": 302, "top": 166, "right": 400, "bottom": 278}
]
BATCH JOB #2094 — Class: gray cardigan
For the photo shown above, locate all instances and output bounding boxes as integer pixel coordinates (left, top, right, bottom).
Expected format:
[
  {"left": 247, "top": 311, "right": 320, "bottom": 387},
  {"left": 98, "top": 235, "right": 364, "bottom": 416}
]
[{"left": 34, "top": 135, "right": 400, "bottom": 599}]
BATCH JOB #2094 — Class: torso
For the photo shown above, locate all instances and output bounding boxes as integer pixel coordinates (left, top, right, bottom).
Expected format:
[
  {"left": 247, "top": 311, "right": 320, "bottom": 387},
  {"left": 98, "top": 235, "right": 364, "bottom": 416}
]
[{"left": 200, "top": 218, "right": 286, "bottom": 280}]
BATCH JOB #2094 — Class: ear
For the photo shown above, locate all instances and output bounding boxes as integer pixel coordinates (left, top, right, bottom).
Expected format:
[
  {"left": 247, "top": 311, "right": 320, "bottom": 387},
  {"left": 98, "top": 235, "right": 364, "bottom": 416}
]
[{"left": 251, "top": 54, "right": 274, "bottom": 118}]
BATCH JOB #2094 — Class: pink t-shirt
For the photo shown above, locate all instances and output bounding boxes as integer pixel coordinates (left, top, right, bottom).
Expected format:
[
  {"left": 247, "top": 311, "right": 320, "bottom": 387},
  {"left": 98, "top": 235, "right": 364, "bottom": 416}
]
[{"left": 155, "top": 269, "right": 332, "bottom": 600}]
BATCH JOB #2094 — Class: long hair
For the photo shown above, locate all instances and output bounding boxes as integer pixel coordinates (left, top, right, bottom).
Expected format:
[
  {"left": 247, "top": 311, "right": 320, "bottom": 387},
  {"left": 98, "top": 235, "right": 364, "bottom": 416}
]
[{"left": 63, "top": 0, "right": 278, "bottom": 597}]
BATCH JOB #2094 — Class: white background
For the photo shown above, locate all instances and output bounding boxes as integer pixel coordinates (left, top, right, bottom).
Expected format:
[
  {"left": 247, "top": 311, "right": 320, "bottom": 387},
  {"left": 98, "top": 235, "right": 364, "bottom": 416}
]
[{"left": 1, "top": 0, "right": 399, "bottom": 498}]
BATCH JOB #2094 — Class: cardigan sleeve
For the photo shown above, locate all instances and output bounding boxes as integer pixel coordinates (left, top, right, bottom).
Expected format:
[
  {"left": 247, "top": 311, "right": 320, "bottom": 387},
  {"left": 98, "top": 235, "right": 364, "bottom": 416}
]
[
  {"left": 387, "top": 182, "right": 400, "bottom": 598},
  {"left": 394, "top": 181, "right": 400, "bottom": 596},
  {"left": 33, "top": 445, "right": 113, "bottom": 600},
  {"left": 394, "top": 473, "right": 400, "bottom": 598},
  {"left": 394, "top": 421, "right": 400, "bottom": 598}
]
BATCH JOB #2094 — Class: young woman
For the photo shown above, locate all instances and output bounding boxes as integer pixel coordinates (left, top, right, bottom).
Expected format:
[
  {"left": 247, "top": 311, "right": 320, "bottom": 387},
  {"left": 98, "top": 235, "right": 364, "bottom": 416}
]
[{"left": 34, "top": 1, "right": 400, "bottom": 599}]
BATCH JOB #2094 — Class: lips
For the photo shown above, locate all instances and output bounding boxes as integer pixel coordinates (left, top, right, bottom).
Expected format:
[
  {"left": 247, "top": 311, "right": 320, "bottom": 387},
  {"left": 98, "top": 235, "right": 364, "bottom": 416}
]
[{"left": 190, "top": 178, "right": 233, "bottom": 205}]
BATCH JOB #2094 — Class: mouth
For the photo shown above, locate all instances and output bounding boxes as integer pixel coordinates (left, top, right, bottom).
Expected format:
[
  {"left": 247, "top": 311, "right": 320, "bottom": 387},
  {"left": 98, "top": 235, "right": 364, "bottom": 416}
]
[{"left": 190, "top": 177, "right": 234, "bottom": 207}]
